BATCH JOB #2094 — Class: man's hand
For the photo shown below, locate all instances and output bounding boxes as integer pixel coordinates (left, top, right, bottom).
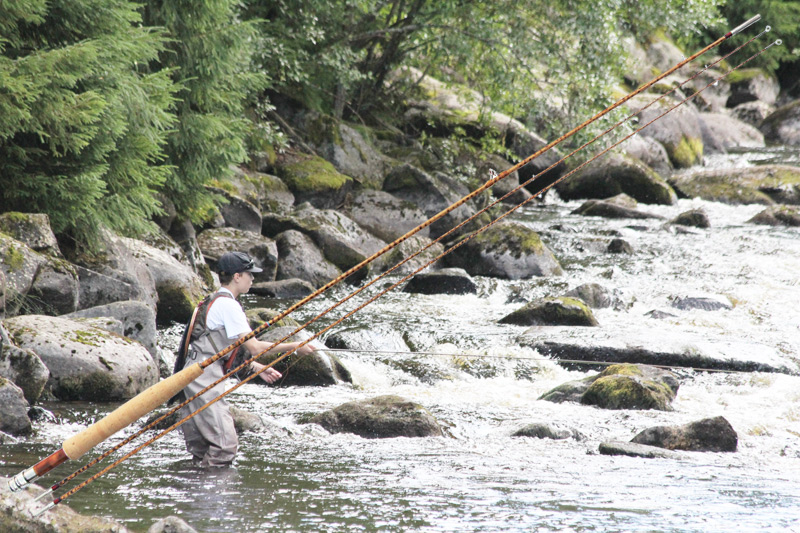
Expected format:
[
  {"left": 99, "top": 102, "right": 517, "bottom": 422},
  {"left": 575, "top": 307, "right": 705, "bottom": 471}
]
[{"left": 252, "top": 362, "right": 282, "bottom": 384}]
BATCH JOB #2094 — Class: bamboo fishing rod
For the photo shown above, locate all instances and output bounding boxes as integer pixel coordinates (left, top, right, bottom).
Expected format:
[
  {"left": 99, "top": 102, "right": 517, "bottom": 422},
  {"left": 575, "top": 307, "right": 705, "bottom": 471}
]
[
  {"left": 41, "top": 24, "right": 769, "bottom": 505},
  {"left": 40, "top": 32, "right": 780, "bottom": 514},
  {"left": 8, "top": 13, "right": 762, "bottom": 499}
]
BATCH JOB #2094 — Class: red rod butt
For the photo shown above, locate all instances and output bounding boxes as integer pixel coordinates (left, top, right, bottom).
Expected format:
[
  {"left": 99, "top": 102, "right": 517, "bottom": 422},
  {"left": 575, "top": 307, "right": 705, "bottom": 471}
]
[{"left": 7, "top": 449, "right": 69, "bottom": 492}]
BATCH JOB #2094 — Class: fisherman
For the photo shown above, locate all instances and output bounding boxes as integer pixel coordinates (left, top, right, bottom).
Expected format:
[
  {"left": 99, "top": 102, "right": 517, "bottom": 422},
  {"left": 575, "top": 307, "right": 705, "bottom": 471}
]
[{"left": 176, "top": 251, "right": 316, "bottom": 467}]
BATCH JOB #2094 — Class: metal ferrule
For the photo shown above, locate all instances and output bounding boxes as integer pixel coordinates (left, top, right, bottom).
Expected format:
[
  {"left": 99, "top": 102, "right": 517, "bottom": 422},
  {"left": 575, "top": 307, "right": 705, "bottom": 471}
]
[
  {"left": 8, "top": 467, "right": 38, "bottom": 492},
  {"left": 29, "top": 500, "right": 56, "bottom": 518},
  {"left": 730, "top": 14, "right": 761, "bottom": 36}
]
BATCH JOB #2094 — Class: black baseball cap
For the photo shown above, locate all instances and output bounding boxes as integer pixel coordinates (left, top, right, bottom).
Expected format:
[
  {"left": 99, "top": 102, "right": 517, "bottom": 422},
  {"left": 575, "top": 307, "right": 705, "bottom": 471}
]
[{"left": 217, "top": 251, "right": 263, "bottom": 274}]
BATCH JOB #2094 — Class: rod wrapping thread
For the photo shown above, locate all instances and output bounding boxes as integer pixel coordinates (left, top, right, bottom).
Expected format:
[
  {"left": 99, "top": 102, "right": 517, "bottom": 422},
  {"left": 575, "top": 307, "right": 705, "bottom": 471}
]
[{"left": 62, "top": 363, "right": 203, "bottom": 459}]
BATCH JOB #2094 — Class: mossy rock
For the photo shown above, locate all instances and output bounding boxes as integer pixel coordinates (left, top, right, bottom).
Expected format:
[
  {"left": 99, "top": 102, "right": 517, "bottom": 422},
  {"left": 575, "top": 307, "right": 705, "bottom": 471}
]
[
  {"left": 275, "top": 153, "right": 354, "bottom": 209},
  {"left": 499, "top": 296, "right": 598, "bottom": 326}
]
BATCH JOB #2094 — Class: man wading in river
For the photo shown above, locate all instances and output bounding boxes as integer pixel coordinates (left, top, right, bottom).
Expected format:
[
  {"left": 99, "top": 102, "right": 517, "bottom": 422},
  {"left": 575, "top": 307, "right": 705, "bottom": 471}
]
[{"left": 174, "top": 251, "right": 316, "bottom": 467}]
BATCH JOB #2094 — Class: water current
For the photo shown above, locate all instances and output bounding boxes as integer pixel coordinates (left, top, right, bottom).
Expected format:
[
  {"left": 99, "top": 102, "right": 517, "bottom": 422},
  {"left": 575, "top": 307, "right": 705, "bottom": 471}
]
[{"left": 2, "top": 147, "right": 800, "bottom": 532}]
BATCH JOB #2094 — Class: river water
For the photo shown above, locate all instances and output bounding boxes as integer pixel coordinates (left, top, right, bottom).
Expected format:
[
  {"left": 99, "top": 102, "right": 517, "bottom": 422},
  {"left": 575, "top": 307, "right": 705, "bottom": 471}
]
[{"left": 2, "top": 148, "right": 800, "bottom": 532}]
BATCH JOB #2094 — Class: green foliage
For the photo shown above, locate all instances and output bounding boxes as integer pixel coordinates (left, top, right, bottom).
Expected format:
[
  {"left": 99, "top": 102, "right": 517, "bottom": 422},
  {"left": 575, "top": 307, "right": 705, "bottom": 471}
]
[
  {"left": 143, "top": 0, "right": 268, "bottom": 224},
  {"left": 684, "top": 1, "right": 800, "bottom": 81},
  {"left": 0, "top": 0, "right": 176, "bottom": 247}
]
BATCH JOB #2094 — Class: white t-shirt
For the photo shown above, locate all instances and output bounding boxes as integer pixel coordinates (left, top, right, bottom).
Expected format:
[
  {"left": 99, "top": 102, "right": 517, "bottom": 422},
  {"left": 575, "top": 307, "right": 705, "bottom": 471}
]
[{"left": 205, "top": 288, "right": 251, "bottom": 340}]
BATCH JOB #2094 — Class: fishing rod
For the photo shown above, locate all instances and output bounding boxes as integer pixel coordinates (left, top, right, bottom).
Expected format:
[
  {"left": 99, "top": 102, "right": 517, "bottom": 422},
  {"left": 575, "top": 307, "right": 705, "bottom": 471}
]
[
  {"left": 38, "top": 31, "right": 781, "bottom": 515},
  {"left": 11, "top": 12, "right": 763, "bottom": 509},
  {"left": 38, "top": 23, "right": 771, "bottom": 507}
]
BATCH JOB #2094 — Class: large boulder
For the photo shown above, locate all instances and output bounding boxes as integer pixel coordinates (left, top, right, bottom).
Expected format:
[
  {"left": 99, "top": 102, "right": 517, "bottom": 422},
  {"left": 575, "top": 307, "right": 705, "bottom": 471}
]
[
  {"left": 699, "top": 112, "right": 765, "bottom": 154},
  {"left": 443, "top": 221, "right": 563, "bottom": 279},
  {"left": 726, "top": 68, "right": 779, "bottom": 108},
  {"left": 631, "top": 416, "right": 738, "bottom": 452},
  {"left": 344, "top": 189, "right": 429, "bottom": 242},
  {"left": 760, "top": 100, "right": 800, "bottom": 146},
  {"left": 499, "top": 297, "right": 598, "bottom": 326},
  {"left": 274, "top": 152, "right": 354, "bottom": 209},
  {"left": 556, "top": 152, "right": 676, "bottom": 205},
  {"left": 65, "top": 300, "right": 160, "bottom": 362},
  {"left": 626, "top": 93, "right": 704, "bottom": 168},
  {"left": 119, "top": 237, "right": 206, "bottom": 324},
  {"left": 5, "top": 315, "right": 158, "bottom": 401},
  {"left": 27, "top": 254, "right": 80, "bottom": 316},
  {"left": 197, "top": 227, "right": 279, "bottom": 281},
  {"left": 310, "top": 395, "right": 444, "bottom": 438},
  {"left": 539, "top": 363, "right": 679, "bottom": 411},
  {"left": 383, "top": 164, "right": 480, "bottom": 240},
  {"left": 564, "top": 283, "right": 613, "bottom": 309},
  {"left": 0, "top": 212, "right": 61, "bottom": 256},
  {"left": 0, "top": 378, "right": 32, "bottom": 436},
  {"left": 0, "top": 323, "right": 49, "bottom": 404},
  {"left": 571, "top": 198, "right": 664, "bottom": 220},
  {"left": 227, "top": 166, "right": 295, "bottom": 215},
  {"left": 619, "top": 134, "right": 672, "bottom": 174},
  {"left": 206, "top": 186, "right": 262, "bottom": 234},
  {"left": 669, "top": 165, "right": 800, "bottom": 205},
  {"left": 274, "top": 230, "right": 341, "bottom": 288}
]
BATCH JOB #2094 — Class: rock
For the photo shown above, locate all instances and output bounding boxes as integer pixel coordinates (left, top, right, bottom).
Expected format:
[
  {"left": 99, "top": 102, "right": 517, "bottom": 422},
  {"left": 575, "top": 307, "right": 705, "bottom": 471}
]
[
  {"left": 760, "top": 100, "right": 800, "bottom": 146},
  {"left": 0, "top": 234, "right": 53, "bottom": 316},
  {"left": 27, "top": 254, "right": 80, "bottom": 315},
  {"left": 620, "top": 134, "right": 672, "bottom": 174},
  {"left": 71, "top": 231, "right": 159, "bottom": 313},
  {"left": 0, "top": 212, "right": 61, "bottom": 256},
  {"left": 540, "top": 364, "right": 679, "bottom": 411},
  {"left": 671, "top": 296, "right": 732, "bottom": 311},
  {"left": 5, "top": 315, "right": 158, "bottom": 401},
  {"left": 555, "top": 151, "right": 676, "bottom": 205},
  {"left": 383, "top": 163, "right": 479, "bottom": 240},
  {"left": 230, "top": 406, "right": 266, "bottom": 433},
  {"left": 345, "top": 189, "right": 430, "bottom": 242},
  {"left": 310, "top": 395, "right": 443, "bottom": 438},
  {"left": 250, "top": 278, "right": 315, "bottom": 299},
  {"left": 148, "top": 516, "right": 198, "bottom": 533},
  {"left": 120, "top": 237, "right": 205, "bottom": 324},
  {"left": 0, "top": 325, "right": 49, "bottom": 404},
  {"left": 631, "top": 416, "right": 738, "bottom": 452},
  {"left": 669, "top": 208, "right": 710, "bottom": 228},
  {"left": 403, "top": 268, "right": 477, "bottom": 295},
  {"left": 748, "top": 205, "right": 800, "bottom": 227},
  {"left": 512, "top": 422, "right": 574, "bottom": 440},
  {"left": 726, "top": 68, "right": 779, "bottom": 108},
  {"left": 478, "top": 155, "right": 532, "bottom": 205},
  {"left": 275, "top": 230, "right": 341, "bottom": 288},
  {"left": 65, "top": 300, "right": 160, "bottom": 362},
  {"left": 598, "top": 440, "right": 683, "bottom": 459},
  {"left": 607, "top": 238, "right": 634, "bottom": 254},
  {"left": 699, "top": 112, "right": 765, "bottom": 153},
  {"left": 444, "top": 221, "right": 563, "bottom": 279},
  {"left": 669, "top": 165, "right": 800, "bottom": 205},
  {"left": 730, "top": 100, "right": 774, "bottom": 127},
  {"left": 626, "top": 93, "right": 704, "bottom": 168},
  {"left": 0, "top": 378, "right": 32, "bottom": 436},
  {"left": 197, "top": 227, "right": 279, "bottom": 281},
  {"left": 206, "top": 186, "right": 262, "bottom": 234},
  {"left": 0, "top": 476, "right": 132, "bottom": 532},
  {"left": 324, "top": 324, "right": 410, "bottom": 353},
  {"left": 499, "top": 296, "right": 598, "bottom": 327},
  {"left": 275, "top": 152, "right": 354, "bottom": 209},
  {"left": 227, "top": 166, "right": 295, "bottom": 215},
  {"left": 165, "top": 219, "right": 215, "bottom": 288},
  {"left": 367, "top": 234, "right": 445, "bottom": 277},
  {"left": 565, "top": 283, "right": 613, "bottom": 309},
  {"left": 571, "top": 199, "right": 664, "bottom": 220},
  {"left": 524, "top": 329, "right": 797, "bottom": 375}
]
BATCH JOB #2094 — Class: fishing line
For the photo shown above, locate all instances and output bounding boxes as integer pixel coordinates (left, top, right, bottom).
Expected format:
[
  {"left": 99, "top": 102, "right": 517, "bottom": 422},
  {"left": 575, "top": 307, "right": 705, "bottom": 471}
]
[
  {"left": 43, "top": 36, "right": 780, "bottom": 513},
  {"left": 43, "top": 26, "right": 768, "bottom": 504}
]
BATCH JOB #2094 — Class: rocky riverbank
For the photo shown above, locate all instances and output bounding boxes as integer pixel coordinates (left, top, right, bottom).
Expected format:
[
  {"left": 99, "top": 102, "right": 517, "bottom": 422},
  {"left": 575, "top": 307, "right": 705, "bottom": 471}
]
[{"left": 2, "top": 33, "right": 800, "bottom": 530}]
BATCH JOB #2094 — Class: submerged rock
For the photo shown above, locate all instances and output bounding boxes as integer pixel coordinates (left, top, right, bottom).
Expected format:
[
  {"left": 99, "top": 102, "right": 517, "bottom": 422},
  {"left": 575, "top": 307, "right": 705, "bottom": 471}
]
[
  {"left": 539, "top": 363, "right": 679, "bottom": 411},
  {"left": 564, "top": 283, "right": 613, "bottom": 309},
  {"left": 572, "top": 199, "right": 664, "bottom": 220},
  {"left": 499, "top": 296, "right": 598, "bottom": 327},
  {"left": 598, "top": 440, "right": 683, "bottom": 459},
  {"left": 403, "top": 267, "right": 477, "bottom": 295},
  {"left": 631, "top": 416, "right": 738, "bottom": 452},
  {"left": 669, "top": 208, "right": 710, "bottom": 229},
  {"left": 669, "top": 165, "right": 800, "bottom": 205},
  {"left": 748, "top": 205, "right": 800, "bottom": 227},
  {"left": 310, "top": 394, "right": 444, "bottom": 438},
  {"left": 512, "top": 422, "right": 578, "bottom": 440}
]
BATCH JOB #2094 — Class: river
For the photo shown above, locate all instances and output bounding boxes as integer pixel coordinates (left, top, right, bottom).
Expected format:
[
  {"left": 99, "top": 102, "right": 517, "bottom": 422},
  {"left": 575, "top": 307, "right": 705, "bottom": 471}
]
[{"left": 2, "top": 147, "right": 800, "bottom": 532}]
